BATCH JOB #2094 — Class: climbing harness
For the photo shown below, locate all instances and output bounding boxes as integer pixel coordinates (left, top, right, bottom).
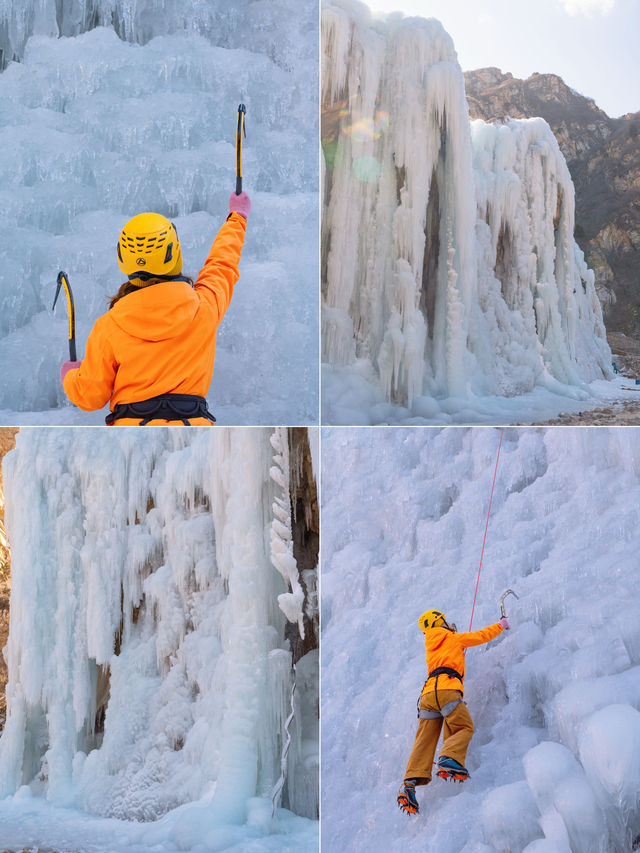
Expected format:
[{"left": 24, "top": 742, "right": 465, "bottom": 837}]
[
  {"left": 418, "top": 699, "right": 463, "bottom": 720},
  {"left": 417, "top": 666, "right": 463, "bottom": 718},
  {"left": 105, "top": 393, "right": 216, "bottom": 425},
  {"left": 52, "top": 271, "right": 77, "bottom": 361},
  {"left": 236, "top": 103, "right": 246, "bottom": 195},
  {"left": 468, "top": 428, "right": 504, "bottom": 631},
  {"left": 429, "top": 666, "right": 462, "bottom": 682}
]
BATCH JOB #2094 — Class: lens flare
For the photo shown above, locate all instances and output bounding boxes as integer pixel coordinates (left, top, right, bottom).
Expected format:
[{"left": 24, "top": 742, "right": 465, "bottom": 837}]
[
  {"left": 340, "top": 109, "right": 390, "bottom": 141},
  {"left": 352, "top": 156, "right": 382, "bottom": 183}
]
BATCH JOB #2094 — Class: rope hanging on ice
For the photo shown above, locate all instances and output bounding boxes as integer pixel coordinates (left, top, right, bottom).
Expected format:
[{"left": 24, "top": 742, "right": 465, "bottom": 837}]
[
  {"left": 271, "top": 665, "right": 297, "bottom": 817},
  {"left": 468, "top": 428, "right": 504, "bottom": 631}
]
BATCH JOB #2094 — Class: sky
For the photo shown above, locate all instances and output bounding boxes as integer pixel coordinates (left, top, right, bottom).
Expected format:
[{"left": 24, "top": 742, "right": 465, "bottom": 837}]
[{"left": 364, "top": 0, "right": 640, "bottom": 117}]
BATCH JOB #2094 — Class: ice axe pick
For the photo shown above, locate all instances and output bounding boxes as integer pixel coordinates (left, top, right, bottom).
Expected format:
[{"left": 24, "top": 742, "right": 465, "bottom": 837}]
[
  {"left": 500, "top": 588, "right": 519, "bottom": 624},
  {"left": 52, "top": 271, "right": 77, "bottom": 361}
]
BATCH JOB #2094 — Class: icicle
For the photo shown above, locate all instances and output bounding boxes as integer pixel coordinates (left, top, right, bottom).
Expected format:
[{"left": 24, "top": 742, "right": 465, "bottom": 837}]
[{"left": 270, "top": 665, "right": 296, "bottom": 818}]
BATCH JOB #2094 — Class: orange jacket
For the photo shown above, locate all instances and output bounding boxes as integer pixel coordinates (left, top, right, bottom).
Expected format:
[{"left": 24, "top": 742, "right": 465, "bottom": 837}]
[
  {"left": 63, "top": 213, "right": 246, "bottom": 424},
  {"left": 421, "top": 623, "right": 503, "bottom": 697}
]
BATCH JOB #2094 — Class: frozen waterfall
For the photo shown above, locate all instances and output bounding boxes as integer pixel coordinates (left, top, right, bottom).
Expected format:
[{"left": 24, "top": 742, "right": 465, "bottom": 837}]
[
  {"left": 0, "top": 0, "right": 318, "bottom": 425},
  {"left": 322, "top": 426, "right": 640, "bottom": 853},
  {"left": 321, "top": 0, "right": 612, "bottom": 424},
  {"left": 0, "top": 427, "right": 318, "bottom": 848}
]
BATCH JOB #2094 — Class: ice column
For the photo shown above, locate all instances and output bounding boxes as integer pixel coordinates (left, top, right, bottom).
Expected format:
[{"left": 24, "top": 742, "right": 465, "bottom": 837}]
[
  {"left": 322, "top": 0, "right": 478, "bottom": 404},
  {"left": 472, "top": 118, "right": 611, "bottom": 394},
  {"left": 0, "top": 428, "right": 317, "bottom": 823}
]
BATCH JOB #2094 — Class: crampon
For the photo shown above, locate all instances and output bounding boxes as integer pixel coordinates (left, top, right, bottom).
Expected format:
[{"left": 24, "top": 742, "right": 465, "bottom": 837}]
[
  {"left": 436, "top": 756, "right": 469, "bottom": 783},
  {"left": 397, "top": 781, "right": 419, "bottom": 814}
]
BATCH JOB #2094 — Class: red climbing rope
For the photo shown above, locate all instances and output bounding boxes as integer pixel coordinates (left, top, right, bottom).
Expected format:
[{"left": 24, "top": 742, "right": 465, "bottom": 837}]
[{"left": 468, "top": 428, "right": 504, "bottom": 632}]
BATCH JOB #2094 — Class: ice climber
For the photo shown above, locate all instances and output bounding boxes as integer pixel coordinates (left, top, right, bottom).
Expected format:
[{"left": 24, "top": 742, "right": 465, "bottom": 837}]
[
  {"left": 397, "top": 608, "right": 509, "bottom": 815},
  {"left": 60, "top": 192, "right": 250, "bottom": 425}
]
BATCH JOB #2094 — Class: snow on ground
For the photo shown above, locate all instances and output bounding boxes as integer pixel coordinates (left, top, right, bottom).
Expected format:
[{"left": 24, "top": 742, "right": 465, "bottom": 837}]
[
  {"left": 0, "top": 427, "right": 318, "bottom": 851},
  {"left": 0, "top": 0, "right": 318, "bottom": 425},
  {"left": 0, "top": 791, "right": 317, "bottom": 853},
  {"left": 323, "top": 365, "right": 640, "bottom": 425},
  {"left": 321, "top": 0, "right": 613, "bottom": 425},
  {"left": 321, "top": 427, "right": 640, "bottom": 852}
]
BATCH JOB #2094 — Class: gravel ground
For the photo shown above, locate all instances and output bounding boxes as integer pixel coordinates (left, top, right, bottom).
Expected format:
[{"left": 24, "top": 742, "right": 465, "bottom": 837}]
[{"left": 537, "top": 331, "right": 640, "bottom": 425}]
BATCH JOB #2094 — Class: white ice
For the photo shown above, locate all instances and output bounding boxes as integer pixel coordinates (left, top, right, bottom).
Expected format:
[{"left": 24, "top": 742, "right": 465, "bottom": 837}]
[
  {"left": 0, "top": 0, "right": 318, "bottom": 425},
  {"left": 321, "top": 0, "right": 615, "bottom": 425},
  {"left": 321, "top": 426, "right": 640, "bottom": 852},
  {"left": 0, "top": 789, "right": 316, "bottom": 853},
  {"left": 322, "top": 365, "right": 640, "bottom": 426},
  {"left": 0, "top": 426, "right": 318, "bottom": 851}
]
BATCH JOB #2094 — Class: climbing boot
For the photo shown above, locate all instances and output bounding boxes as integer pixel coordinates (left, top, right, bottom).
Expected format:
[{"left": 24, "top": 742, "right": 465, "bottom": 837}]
[
  {"left": 397, "top": 780, "right": 419, "bottom": 814},
  {"left": 436, "top": 756, "right": 469, "bottom": 782}
]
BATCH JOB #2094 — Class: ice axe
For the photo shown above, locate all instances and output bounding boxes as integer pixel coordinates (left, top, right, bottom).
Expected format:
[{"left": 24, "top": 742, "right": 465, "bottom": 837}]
[
  {"left": 500, "top": 589, "right": 519, "bottom": 626},
  {"left": 235, "top": 103, "right": 246, "bottom": 195},
  {"left": 52, "top": 271, "right": 77, "bottom": 361}
]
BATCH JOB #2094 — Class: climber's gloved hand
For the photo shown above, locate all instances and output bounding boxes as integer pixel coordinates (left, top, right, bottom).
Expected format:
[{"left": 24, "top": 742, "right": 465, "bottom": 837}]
[
  {"left": 229, "top": 191, "right": 251, "bottom": 220},
  {"left": 61, "top": 360, "right": 82, "bottom": 384},
  {"left": 499, "top": 617, "right": 510, "bottom": 630}
]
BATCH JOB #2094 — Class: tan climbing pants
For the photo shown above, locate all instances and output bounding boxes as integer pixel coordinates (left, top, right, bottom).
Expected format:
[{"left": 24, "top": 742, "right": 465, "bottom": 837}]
[{"left": 404, "top": 689, "right": 474, "bottom": 785}]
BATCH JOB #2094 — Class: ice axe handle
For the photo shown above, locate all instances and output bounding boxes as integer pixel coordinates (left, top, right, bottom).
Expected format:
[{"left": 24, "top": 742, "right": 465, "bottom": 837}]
[
  {"left": 53, "top": 271, "right": 77, "bottom": 361},
  {"left": 236, "top": 103, "right": 246, "bottom": 195}
]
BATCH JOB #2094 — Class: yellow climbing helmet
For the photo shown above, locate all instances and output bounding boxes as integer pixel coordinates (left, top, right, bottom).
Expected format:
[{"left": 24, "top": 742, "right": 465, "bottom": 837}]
[
  {"left": 419, "top": 609, "right": 447, "bottom": 632},
  {"left": 117, "top": 212, "right": 182, "bottom": 283}
]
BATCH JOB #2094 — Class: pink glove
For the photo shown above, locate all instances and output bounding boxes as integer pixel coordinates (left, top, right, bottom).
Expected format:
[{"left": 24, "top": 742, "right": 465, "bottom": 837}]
[
  {"left": 229, "top": 191, "right": 251, "bottom": 220},
  {"left": 61, "top": 360, "right": 82, "bottom": 383},
  {"left": 499, "top": 617, "right": 510, "bottom": 630}
]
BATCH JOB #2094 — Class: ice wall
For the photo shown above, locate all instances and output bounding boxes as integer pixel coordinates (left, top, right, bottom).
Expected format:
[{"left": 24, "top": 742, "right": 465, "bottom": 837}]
[
  {"left": 322, "top": 0, "right": 478, "bottom": 405},
  {"left": 0, "top": 0, "right": 308, "bottom": 71},
  {"left": 472, "top": 118, "right": 611, "bottom": 394},
  {"left": 321, "top": 0, "right": 611, "bottom": 415},
  {"left": 322, "top": 427, "right": 640, "bottom": 852},
  {"left": 0, "top": 0, "right": 318, "bottom": 424},
  {"left": 0, "top": 427, "right": 318, "bottom": 825}
]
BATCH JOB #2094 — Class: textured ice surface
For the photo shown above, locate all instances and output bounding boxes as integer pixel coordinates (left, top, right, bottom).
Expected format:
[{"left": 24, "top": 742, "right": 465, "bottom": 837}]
[
  {"left": 0, "top": 427, "right": 318, "bottom": 849},
  {"left": 0, "top": 789, "right": 317, "bottom": 852},
  {"left": 321, "top": 0, "right": 612, "bottom": 425},
  {"left": 321, "top": 427, "right": 640, "bottom": 852},
  {"left": 322, "top": 366, "right": 640, "bottom": 426},
  {"left": 0, "top": 0, "right": 318, "bottom": 425}
]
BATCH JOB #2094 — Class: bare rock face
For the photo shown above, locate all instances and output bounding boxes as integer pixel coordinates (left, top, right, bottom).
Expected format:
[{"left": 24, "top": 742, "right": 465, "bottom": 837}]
[
  {"left": 0, "top": 427, "right": 18, "bottom": 729},
  {"left": 288, "top": 428, "right": 319, "bottom": 664},
  {"left": 465, "top": 68, "right": 612, "bottom": 161},
  {"left": 465, "top": 68, "right": 640, "bottom": 335},
  {"left": 607, "top": 331, "right": 640, "bottom": 378}
]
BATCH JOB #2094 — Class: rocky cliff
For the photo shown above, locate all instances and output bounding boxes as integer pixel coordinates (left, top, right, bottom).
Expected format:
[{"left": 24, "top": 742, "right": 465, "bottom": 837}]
[
  {"left": 465, "top": 68, "right": 640, "bottom": 335},
  {"left": 0, "top": 428, "right": 17, "bottom": 728}
]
